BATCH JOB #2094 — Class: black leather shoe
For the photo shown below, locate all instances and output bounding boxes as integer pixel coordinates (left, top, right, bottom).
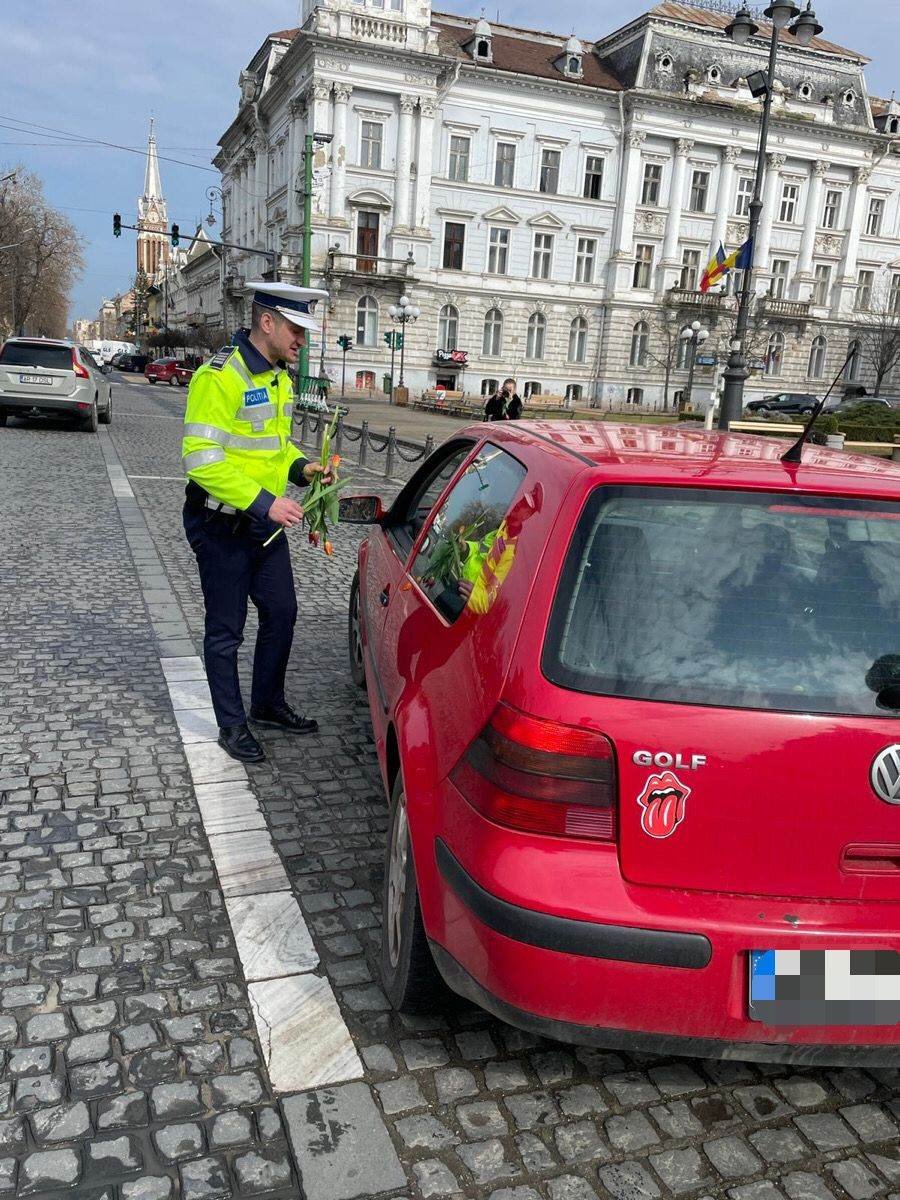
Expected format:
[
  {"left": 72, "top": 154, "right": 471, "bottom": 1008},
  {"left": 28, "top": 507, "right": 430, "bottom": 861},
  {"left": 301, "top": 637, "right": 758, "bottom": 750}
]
[
  {"left": 218, "top": 724, "right": 265, "bottom": 763},
  {"left": 249, "top": 703, "right": 318, "bottom": 735}
]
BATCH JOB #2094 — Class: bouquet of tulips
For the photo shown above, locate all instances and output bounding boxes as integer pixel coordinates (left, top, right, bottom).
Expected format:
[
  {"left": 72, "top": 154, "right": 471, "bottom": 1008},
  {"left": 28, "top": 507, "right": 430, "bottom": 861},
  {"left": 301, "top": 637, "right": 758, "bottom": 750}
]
[{"left": 303, "top": 404, "right": 352, "bottom": 555}]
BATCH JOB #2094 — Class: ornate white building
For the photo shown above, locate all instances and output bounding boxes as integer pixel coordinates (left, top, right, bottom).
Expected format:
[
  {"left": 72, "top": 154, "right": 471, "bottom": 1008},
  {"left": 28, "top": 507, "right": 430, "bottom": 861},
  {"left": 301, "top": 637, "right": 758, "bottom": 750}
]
[{"left": 215, "top": 1, "right": 900, "bottom": 406}]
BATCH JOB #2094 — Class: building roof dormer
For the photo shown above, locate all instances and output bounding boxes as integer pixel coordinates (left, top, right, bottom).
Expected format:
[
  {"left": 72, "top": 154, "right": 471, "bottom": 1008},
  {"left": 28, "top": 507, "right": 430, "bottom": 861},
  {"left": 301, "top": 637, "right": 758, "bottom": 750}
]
[
  {"left": 557, "top": 34, "right": 583, "bottom": 79},
  {"left": 468, "top": 17, "right": 494, "bottom": 64}
]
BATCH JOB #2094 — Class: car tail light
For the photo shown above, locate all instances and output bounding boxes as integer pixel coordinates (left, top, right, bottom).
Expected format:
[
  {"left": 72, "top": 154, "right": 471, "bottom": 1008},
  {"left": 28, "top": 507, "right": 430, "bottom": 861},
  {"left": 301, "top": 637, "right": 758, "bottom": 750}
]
[
  {"left": 71, "top": 351, "right": 89, "bottom": 380},
  {"left": 450, "top": 702, "right": 617, "bottom": 841}
]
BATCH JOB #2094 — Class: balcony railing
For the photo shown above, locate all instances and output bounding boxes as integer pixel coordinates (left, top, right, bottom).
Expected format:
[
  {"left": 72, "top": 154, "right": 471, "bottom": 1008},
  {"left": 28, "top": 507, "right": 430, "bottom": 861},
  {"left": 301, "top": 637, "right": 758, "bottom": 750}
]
[
  {"left": 759, "top": 297, "right": 810, "bottom": 320},
  {"left": 667, "top": 287, "right": 724, "bottom": 310},
  {"left": 325, "top": 248, "right": 416, "bottom": 280}
]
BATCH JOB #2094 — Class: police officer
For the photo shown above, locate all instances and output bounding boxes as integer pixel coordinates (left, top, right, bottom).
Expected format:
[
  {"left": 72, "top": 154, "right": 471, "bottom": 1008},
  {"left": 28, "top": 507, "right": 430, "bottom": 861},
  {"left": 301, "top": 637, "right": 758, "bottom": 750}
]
[{"left": 181, "top": 281, "right": 332, "bottom": 763}]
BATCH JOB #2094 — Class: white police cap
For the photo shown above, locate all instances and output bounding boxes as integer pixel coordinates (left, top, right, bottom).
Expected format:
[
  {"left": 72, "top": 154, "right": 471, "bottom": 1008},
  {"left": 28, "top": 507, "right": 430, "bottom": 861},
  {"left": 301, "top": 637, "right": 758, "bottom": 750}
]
[{"left": 244, "top": 280, "right": 329, "bottom": 332}]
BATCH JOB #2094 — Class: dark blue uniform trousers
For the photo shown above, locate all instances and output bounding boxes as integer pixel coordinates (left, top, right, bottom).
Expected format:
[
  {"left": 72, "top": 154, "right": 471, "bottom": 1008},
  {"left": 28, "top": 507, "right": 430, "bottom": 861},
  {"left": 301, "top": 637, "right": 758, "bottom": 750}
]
[{"left": 184, "top": 504, "right": 298, "bottom": 729}]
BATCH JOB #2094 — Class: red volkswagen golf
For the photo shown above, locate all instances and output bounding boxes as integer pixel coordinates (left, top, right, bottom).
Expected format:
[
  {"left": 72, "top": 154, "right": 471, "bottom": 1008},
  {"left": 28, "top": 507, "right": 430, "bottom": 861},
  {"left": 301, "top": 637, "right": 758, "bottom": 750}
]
[{"left": 346, "top": 422, "right": 900, "bottom": 1063}]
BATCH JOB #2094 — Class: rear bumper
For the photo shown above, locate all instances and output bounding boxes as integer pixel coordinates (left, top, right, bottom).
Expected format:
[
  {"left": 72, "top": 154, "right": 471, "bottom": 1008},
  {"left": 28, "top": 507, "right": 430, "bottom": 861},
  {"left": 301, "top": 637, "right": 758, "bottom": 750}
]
[{"left": 0, "top": 390, "right": 86, "bottom": 416}]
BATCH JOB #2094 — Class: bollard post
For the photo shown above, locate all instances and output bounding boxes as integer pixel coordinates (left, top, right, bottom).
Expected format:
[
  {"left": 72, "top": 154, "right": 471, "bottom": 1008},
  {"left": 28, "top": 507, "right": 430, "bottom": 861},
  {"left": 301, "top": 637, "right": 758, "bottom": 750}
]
[
  {"left": 385, "top": 426, "right": 397, "bottom": 479},
  {"left": 300, "top": 409, "right": 308, "bottom": 444},
  {"left": 893, "top": 435, "right": 900, "bottom": 464},
  {"left": 335, "top": 414, "right": 344, "bottom": 457},
  {"left": 315, "top": 414, "right": 324, "bottom": 452},
  {"left": 423, "top": 434, "right": 435, "bottom": 459},
  {"left": 359, "top": 421, "right": 369, "bottom": 468}
]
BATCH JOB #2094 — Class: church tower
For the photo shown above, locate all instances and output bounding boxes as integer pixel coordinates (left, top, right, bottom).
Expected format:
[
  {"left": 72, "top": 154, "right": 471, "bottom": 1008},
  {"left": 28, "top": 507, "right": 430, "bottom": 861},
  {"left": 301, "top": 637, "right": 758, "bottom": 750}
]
[{"left": 136, "top": 118, "right": 168, "bottom": 277}]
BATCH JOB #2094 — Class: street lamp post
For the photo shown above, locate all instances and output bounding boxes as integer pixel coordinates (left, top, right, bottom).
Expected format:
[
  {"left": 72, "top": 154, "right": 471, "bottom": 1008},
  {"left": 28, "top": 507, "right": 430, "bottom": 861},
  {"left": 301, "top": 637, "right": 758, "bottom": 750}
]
[
  {"left": 680, "top": 320, "right": 710, "bottom": 412},
  {"left": 718, "top": 1, "right": 824, "bottom": 430},
  {"left": 387, "top": 295, "right": 420, "bottom": 401}
]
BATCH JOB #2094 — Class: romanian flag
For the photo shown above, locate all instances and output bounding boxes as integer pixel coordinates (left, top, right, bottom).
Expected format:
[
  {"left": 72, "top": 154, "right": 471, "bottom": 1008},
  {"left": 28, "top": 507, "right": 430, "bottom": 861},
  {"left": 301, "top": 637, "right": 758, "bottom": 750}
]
[{"left": 699, "top": 238, "right": 754, "bottom": 293}]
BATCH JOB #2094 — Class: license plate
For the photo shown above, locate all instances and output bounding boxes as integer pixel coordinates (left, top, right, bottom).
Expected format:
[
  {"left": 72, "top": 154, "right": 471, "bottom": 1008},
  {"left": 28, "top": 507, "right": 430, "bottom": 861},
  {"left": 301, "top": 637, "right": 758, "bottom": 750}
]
[
  {"left": 19, "top": 374, "right": 53, "bottom": 386},
  {"left": 749, "top": 950, "right": 900, "bottom": 1026}
]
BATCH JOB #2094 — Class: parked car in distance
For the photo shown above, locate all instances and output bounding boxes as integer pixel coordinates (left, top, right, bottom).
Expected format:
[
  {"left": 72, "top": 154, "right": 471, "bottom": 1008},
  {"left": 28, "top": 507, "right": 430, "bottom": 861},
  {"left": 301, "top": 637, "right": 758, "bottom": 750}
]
[
  {"left": 826, "top": 396, "right": 900, "bottom": 413},
  {"left": 114, "top": 353, "right": 150, "bottom": 374},
  {"left": 746, "top": 392, "right": 818, "bottom": 415},
  {"left": 346, "top": 420, "right": 900, "bottom": 1064},
  {"left": 144, "top": 358, "right": 194, "bottom": 386},
  {"left": 0, "top": 338, "right": 112, "bottom": 431}
]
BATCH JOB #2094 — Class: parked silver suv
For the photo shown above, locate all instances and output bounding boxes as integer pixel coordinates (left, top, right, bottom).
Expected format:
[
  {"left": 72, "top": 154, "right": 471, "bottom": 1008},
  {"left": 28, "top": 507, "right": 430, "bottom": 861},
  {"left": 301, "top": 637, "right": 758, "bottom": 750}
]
[{"left": 0, "top": 338, "right": 113, "bottom": 431}]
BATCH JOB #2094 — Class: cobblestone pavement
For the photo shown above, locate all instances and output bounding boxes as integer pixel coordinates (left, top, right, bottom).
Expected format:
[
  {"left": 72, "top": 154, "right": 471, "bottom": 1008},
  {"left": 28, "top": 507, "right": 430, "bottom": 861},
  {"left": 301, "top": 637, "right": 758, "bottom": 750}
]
[{"left": 1, "top": 377, "right": 898, "bottom": 1200}]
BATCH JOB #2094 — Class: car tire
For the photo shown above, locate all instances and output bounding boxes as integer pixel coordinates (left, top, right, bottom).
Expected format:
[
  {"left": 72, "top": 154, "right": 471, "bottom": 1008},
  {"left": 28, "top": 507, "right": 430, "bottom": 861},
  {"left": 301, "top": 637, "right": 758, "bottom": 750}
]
[
  {"left": 381, "top": 774, "right": 445, "bottom": 1013},
  {"left": 348, "top": 571, "right": 367, "bottom": 689},
  {"left": 100, "top": 393, "right": 112, "bottom": 425},
  {"left": 147, "top": 377, "right": 156, "bottom": 384},
  {"left": 168, "top": 376, "right": 180, "bottom": 387},
  {"left": 82, "top": 403, "right": 99, "bottom": 433},
  {"left": 0, "top": 413, "right": 7, "bottom": 427}
]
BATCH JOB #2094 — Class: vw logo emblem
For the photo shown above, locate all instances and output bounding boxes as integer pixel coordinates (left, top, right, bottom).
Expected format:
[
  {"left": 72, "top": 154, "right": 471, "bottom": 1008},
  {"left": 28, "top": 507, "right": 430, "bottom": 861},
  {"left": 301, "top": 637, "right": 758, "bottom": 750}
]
[{"left": 870, "top": 746, "right": 900, "bottom": 805}]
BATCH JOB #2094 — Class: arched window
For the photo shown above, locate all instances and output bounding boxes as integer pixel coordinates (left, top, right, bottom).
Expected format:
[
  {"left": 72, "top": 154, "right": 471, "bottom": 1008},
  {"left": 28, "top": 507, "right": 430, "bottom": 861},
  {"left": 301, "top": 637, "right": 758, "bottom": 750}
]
[
  {"left": 438, "top": 304, "right": 459, "bottom": 350},
  {"left": 524, "top": 381, "right": 542, "bottom": 398},
  {"left": 356, "top": 296, "right": 378, "bottom": 347},
  {"left": 765, "top": 331, "right": 785, "bottom": 376},
  {"left": 482, "top": 307, "right": 503, "bottom": 356},
  {"left": 676, "top": 326, "right": 691, "bottom": 369},
  {"left": 565, "top": 383, "right": 583, "bottom": 403},
  {"left": 526, "top": 312, "right": 546, "bottom": 360},
  {"left": 481, "top": 377, "right": 499, "bottom": 396},
  {"left": 627, "top": 386, "right": 644, "bottom": 405},
  {"left": 847, "top": 338, "right": 862, "bottom": 381},
  {"left": 807, "top": 334, "right": 827, "bottom": 379},
  {"left": 630, "top": 320, "right": 649, "bottom": 367},
  {"left": 568, "top": 316, "right": 588, "bottom": 363}
]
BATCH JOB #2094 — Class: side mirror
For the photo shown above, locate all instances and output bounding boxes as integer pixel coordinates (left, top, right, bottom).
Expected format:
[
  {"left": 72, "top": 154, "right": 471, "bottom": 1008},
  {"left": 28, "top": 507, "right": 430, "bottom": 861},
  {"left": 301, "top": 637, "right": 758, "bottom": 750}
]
[{"left": 338, "top": 494, "right": 385, "bottom": 525}]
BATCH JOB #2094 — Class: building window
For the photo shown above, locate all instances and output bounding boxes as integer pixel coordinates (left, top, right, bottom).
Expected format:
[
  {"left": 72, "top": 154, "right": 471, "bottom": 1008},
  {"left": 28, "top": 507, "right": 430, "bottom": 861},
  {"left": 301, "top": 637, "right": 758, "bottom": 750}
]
[
  {"left": 807, "top": 334, "right": 827, "bottom": 379},
  {"left": 680, "top": 248, "right": 701, "bottom": 291},
  {"left": 770, "top": 259, "right": 790, "bottom": 300},
  {"left": 526, "top": 312, "right": 546, "bottom": 360},
  {"left": 630, "top": 320, "right": 649, "bottom": 367},
  {"left": 356, "top": 296, "right": 378, "bottom": 346},
  {"left": 626, "top": 386, "right": 644, "bottom": 406},
  {"left": 633, "top": 244, "right": 654, "bottom": 288},
  {"left": 524, "top": 381, "right": 542, "bottom": 398},
  {"left": 891, "top": 272, "right": 900, "bottom": 315},
  {"left": 566, "top": 383, "right": 583, "bottom": 403},
  {"left": 574, "top": 237, "right": 596, "bottom": 284},
  {"left": 355, "top": 370, "right": 375, "bottom": 389},
  {"left": 689, "top": 169, "right": 710, "bottom": 213},
  {"left": 360, "top": 121, "right": 383, "bottom": 169},
  {"left": 765, "top": 331, "right": 785, "bottom": 376},
  {"left": 676, "top": 326, "right": 691, "bottom": 369},
  {"left": 568, "top": 316, "right": 588, "bottom": 364},
  {"left": 779, "top": 182, "right": 799, "bottom": 223},
  {"left": 494, "top": 142, "right": 516, "bottom": 188},
  {"left": 481, "top": 377, "right": 499, "bottom": 396},
  {"left": 735, "top": 176, "right": 754, "bottom": 218},
  {"left": 641, "top": 163, "right": 662, "bottom": 206},
  {"left": 486, "top": 226, "right": 509, "bottom": 275},
  {"left": 539, "top": 148, "right": 561, "bottom": 194},
  {"left": 482, "top": 307, "right": 503, "bottom": 356},
  {"left": 847, "top": 339, "right": 861, "bottom": 381},
  {"left": 812, "top": 263, "right": 832, "bottom": 307},
  {"left": 438, "top": 304, "right": 459, "bottom": 350},
  {"left": 531, "top": 233, "right": 554, "bottom": 279},
  {"left": 442, "top": 221, "right": 465, "bottom": 270},
  {"left": 583, "top": 156, "right": 604, "bottom": 200},
  {"left": 448, "top": 135, "right": 470, "bottom": 182},
  {"left": 866, "top": 196, "right": 884, "bottom": 236},
  {"left": 822, "top": 189, "right": 842, "bottom": 230},
  {"left": 856, "top": 269, "right": 875, "bottom": 311}
]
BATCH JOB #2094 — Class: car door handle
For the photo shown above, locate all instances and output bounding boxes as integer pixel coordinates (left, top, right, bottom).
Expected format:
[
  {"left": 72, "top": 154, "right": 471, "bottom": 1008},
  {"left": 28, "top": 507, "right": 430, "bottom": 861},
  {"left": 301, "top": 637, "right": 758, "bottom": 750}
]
[{"left": 379, "top": 586, "right": 390, "bottom": 607}]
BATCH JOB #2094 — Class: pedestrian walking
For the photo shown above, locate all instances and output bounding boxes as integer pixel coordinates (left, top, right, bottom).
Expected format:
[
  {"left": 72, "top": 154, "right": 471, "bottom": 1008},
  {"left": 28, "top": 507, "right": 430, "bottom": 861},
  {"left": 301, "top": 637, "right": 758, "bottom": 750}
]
[
  {"left": 504, "top": 378, "right": 524, "bottom": 420},
  {"left": 181, "top": 281, "right": 333, "bottom": 763},
  {"left": 484, "top": 378, "right": 521, "bottom": 421}
]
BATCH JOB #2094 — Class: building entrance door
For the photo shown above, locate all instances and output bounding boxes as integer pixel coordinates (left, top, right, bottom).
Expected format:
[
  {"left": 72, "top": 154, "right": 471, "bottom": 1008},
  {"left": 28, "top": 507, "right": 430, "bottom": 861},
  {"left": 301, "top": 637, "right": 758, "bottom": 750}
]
[{"left": 356, "top": 212, "right": 379, "bottom": 273}]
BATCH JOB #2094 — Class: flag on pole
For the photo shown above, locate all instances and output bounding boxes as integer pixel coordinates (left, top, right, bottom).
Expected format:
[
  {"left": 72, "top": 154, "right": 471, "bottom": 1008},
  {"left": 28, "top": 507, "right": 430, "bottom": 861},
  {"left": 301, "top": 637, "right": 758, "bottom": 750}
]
[{"left": 699, "top": 243, "right": 728, "bottom": 293}]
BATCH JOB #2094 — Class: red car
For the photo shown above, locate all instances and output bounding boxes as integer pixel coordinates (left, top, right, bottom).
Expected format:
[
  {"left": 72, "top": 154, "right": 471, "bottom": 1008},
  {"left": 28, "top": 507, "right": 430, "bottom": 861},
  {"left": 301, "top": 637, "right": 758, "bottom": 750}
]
[
  {"left": 144, "top": 357, "right": 193, "bottom": 387},
  {"left": 345, "top": 421, "right": 900, "bottom": 1064}
]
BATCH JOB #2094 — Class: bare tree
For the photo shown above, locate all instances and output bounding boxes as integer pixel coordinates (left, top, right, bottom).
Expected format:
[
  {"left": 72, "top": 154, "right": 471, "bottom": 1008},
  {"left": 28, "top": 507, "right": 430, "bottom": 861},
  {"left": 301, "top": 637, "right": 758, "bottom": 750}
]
[
  {"left": 0, "top": 166, "right": 84, "bottom": 338},
  {"left": 851, "top": 275, "right": 900, "bottom": 394},
  {"left": 647, "top": 296, "right": 686, "bottom": 411}
]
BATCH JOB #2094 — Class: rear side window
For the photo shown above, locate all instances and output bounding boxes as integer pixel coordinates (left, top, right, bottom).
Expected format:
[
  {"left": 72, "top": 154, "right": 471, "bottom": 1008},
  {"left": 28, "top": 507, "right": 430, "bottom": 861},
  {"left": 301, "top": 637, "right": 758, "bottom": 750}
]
[
  {"left": 543, "top": 487, "right": 900, "bottom": 717},
  {"left": 0, "top": 343, "right": 73, "bottom": 369},
  {"left": 412, "top": 445, "right": 527, "bottom": 623}
]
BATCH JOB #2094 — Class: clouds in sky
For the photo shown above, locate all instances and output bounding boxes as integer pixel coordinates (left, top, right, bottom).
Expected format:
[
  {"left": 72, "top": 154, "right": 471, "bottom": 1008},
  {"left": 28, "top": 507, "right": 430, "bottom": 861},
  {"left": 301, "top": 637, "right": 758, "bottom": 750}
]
[{"left": 3, "top": 0, "right": 896, "bottom": 318}]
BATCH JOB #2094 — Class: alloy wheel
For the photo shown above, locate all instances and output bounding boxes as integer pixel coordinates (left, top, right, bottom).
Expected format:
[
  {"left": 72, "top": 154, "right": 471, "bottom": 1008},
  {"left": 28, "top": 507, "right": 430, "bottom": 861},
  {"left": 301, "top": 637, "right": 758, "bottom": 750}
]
[{"left": 386, "top": 790, "right": 410, "bottom": 969}]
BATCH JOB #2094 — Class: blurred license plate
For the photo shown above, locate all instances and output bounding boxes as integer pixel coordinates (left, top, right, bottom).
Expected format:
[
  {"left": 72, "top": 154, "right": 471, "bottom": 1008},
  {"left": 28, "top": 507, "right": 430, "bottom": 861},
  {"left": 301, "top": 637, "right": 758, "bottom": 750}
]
[
  {"left": 19, "top": 374, "right": 52, "bottom": 385},
  {"left": 749, "top": 950, "right": 900, "bottom": 1026}
]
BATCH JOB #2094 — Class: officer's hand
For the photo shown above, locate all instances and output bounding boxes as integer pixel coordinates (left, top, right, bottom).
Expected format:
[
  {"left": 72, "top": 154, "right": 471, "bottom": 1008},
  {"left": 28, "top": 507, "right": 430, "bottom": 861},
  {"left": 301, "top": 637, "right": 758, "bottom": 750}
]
[
  {"left": 303, "top": 462, "right": 334, "bottom": 486},
  {"left": 268, "top": 496, "right": 304, "bottom": 527}
]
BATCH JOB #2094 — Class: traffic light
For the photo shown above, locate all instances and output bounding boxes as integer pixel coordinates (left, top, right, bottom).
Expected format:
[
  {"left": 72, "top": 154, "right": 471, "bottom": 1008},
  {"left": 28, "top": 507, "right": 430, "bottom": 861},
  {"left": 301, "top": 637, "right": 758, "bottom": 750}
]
[
  {"left": 170, "top": 223, "right": 180, "bottom": 247},
  {"left": 383, "top": 332, "right": 392, "bottom": 347},
  {"left": 337, "top": 335, "right": 352, "bottom": 351},
  {"left": 113, "top": 213, "right": 121, "bottom": 238},
  {"left": 395, "top": 333, "right": 404, "bottom": 349}
]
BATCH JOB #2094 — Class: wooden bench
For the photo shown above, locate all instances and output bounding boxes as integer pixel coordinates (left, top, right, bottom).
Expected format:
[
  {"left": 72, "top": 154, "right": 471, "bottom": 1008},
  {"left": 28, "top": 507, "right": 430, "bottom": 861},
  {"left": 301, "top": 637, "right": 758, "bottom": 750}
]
[
  {"left": 415, "top": 389, "right": 467, "bottom": 415},
  {"left": 527, "top": 394, "right": 571, "bottom": 416}
]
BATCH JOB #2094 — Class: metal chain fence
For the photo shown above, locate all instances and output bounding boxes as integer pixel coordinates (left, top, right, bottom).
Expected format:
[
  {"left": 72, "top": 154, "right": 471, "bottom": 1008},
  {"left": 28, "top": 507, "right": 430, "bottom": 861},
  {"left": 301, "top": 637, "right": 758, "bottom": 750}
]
[{"left": 293, "top": 407, "right": 436, "bottom": 483}]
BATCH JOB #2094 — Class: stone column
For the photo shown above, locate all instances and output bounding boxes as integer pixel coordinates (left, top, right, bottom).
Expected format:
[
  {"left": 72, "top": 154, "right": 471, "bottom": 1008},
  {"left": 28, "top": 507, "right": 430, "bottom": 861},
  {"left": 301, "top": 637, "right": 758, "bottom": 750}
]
[
  {"left": 661, "top": 138, "right": 693, "bottom": 273},
  {"left": 246, "top": 149, "right": 258, "bottom": 245},
  {"left": 329, "top": 85, "right": 351, "bottom": 223},
  {"left": 796, "top": 159, "right": 829, "bottom": 298},
  {"left": 412, "top": 99, "right": 436, "bottom": 232},
  {"left": 609, "top": 129, "right": 645, "bottom": 292},
  {"left": 837, "top": 166, "right": 871, "bottom": 311},
  {"left": 393, "top": 96, "right": 416, "bottom": 231},
  {"left": 287, "top": 99, "right": 304, "bottom": 228},
  {"left": 709, "top": 145, "right": 740, "bottom": 257},
  {"left": 311, "top": 82, "right": 332, "bottom": 217},
  {"left": 254, "top": 142, "right": 268, "bottom": 246},
  {"left": 753, "top": 152, "right": 785, "bottom": 280}
]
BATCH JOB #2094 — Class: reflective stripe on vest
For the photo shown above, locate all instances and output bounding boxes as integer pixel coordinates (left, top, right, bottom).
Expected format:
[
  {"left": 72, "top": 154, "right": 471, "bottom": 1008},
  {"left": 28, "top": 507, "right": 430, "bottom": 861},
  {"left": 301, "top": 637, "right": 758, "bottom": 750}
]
[
  {"left": 227, "top": 433, "right": 281, "bottom": 452},
  {"left": 228, "top": 354, "right": 255, "bottom": 389},
  {"left": 185, "top": 422, "right": 230, "bottom": 444},
  {"left": 236, "top": 401, "right": 277, "bottom": 426},
  {"left": 183, "top": 447, "right": 226, "bottom": 470}
]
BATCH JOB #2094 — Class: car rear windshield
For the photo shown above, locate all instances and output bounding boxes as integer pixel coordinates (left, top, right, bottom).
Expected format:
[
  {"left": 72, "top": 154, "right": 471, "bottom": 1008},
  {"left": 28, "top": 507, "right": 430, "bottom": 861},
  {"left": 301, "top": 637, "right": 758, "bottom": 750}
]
[
  {"left": 0, "top": 343, "right": 73, "bottom": 369},
  {"left": 543, "top": 487, "right": 900, "bottom": 717}
]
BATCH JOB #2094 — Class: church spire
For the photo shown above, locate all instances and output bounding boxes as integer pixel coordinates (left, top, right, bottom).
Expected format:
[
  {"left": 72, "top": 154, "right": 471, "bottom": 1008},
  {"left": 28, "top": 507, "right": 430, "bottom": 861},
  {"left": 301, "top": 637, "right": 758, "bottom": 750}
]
[
  {"left": 137, "top": 116, "right": 168, "bottom": 278},
  {"left": 142, "top": 117, "right": 164, "bottom": 204}
]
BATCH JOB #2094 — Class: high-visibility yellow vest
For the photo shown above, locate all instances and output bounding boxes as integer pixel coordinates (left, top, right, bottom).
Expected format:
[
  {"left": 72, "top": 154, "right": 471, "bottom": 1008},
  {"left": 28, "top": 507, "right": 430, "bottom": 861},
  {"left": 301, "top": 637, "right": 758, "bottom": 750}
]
[{"left": 181, "top": 341, "right": 306, "bottom": 516}]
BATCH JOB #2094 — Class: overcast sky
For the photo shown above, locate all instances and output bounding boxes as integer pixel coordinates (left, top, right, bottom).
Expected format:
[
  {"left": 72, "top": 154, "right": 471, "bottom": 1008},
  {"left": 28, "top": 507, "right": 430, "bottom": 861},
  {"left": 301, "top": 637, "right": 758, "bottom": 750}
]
[{"left": 2, "top": 1, "right": 897, "bottom": 321}]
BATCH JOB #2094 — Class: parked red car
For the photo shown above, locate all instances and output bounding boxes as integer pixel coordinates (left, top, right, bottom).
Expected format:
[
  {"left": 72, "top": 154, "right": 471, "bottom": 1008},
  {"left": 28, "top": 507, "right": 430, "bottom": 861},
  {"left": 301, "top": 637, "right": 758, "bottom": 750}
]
[
  {"left": 345, "top": 421, "right": 900, "bottom": 1064},
  {"left": 144, "top": 357, "right": 193, "bottom": 386}
]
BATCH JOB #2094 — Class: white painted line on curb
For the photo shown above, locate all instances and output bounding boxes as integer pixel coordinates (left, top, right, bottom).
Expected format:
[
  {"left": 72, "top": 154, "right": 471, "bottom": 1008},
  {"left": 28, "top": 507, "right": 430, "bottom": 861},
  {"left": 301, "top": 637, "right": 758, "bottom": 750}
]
[
  {"left": 225, "top": 893, "right": 319, "bottom": 982},
  {"left": 129, "top": 474, "right": 185, "bottom": 481}
]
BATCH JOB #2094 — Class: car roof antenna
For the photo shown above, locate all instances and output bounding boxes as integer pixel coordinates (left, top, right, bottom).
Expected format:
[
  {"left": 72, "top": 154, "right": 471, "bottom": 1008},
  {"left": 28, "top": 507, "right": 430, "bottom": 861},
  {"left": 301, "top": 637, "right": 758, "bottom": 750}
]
[{"left": 780, "top": 346, "right": 858, "bottom": 465}]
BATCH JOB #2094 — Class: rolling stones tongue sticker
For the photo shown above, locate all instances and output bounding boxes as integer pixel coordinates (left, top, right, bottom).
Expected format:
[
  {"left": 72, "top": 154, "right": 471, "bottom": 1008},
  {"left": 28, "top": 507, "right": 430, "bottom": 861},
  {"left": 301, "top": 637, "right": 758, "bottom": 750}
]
[{"left": 637, "top": 770, "right": 691, "bottom": 839}]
